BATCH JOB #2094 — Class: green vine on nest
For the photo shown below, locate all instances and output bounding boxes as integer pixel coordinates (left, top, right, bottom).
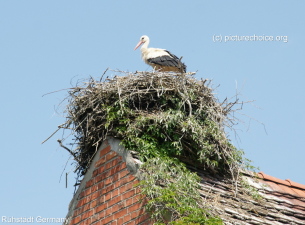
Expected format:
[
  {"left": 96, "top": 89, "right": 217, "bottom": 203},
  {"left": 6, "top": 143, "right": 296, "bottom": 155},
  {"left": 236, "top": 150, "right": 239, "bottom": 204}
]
[
  {"left": 48, "top": 70, "right": 257, "bottom": 224},
  {"left": 137, "top": 157, "right": 223, "bottom": 224}
]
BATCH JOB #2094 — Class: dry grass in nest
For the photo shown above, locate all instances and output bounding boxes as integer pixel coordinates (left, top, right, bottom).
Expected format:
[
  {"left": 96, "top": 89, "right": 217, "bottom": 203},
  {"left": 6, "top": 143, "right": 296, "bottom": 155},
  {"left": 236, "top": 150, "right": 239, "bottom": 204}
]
[{"left": 46, "top": 70, "right": 243, "bottom": 177}]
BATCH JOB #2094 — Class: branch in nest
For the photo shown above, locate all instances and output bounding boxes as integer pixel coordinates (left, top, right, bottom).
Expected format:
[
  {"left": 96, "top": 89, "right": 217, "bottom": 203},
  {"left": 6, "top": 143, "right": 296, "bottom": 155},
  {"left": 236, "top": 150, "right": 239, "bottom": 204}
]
[{"left": 57, "top": 139, "right": 80, "bottom": 164}]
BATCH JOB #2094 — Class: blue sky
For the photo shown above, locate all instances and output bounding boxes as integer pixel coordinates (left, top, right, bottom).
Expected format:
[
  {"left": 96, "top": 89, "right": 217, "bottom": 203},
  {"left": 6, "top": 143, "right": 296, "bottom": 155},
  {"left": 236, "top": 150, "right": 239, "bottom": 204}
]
[{"left": 1, "top": 1, "right": 305, "bottom": 223}]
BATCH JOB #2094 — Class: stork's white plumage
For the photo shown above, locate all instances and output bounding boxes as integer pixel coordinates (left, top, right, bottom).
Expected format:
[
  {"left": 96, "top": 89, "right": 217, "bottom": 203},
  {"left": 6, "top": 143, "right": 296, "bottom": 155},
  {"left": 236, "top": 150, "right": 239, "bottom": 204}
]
[{"left": 134, "top": 35, "right": 186, "bottom": 73}]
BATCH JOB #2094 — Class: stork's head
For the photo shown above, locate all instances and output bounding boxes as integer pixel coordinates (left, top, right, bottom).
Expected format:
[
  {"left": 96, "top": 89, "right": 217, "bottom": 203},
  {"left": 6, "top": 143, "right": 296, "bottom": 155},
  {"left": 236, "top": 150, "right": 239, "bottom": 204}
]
[{"left": 134, "top": 35, "right": 149, "bottom": 50}]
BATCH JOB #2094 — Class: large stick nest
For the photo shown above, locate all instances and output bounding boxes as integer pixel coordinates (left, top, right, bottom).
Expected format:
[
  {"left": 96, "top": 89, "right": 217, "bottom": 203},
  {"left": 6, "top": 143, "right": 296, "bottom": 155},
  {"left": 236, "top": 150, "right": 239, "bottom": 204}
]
[{"left": 57, "top": 70, "right": 241, "bottom": 177}]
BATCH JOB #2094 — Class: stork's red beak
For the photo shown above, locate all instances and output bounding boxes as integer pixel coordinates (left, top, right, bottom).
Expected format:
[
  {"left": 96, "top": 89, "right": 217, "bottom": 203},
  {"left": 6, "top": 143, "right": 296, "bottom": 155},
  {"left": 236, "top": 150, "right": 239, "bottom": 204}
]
[{"left": 134, "top": 41, "right": 143, "bottom": 50}]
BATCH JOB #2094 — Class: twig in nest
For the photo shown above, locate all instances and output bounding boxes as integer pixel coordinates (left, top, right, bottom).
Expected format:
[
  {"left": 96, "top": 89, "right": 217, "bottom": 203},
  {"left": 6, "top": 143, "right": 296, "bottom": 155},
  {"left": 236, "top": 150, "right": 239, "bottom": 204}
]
[{"left": 57, "top": 139, "right": 80, "bottom": 164}]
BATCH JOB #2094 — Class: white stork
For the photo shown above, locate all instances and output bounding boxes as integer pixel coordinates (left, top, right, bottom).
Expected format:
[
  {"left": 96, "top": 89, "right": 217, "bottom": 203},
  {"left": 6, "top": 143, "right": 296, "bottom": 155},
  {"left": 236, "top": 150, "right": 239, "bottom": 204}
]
[{"left": 134, "top": 35, "right": 186, "bottom": 73}]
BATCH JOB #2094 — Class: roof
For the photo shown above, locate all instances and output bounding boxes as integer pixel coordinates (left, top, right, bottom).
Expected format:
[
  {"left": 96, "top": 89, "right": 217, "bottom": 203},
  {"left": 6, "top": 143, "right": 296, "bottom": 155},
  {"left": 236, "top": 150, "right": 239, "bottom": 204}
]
[
  {"left": 193, "top": 167, "right": 305, "bottom": 225},
  {"left": 65, "top": 137, "right": 305, "bottom": 224}
]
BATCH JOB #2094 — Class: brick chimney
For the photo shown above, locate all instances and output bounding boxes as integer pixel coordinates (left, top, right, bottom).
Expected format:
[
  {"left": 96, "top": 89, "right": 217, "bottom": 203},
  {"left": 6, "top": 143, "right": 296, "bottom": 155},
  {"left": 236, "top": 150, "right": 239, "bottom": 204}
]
[{"left": 65, "top": 137, "right": 152, "bottom": 225}]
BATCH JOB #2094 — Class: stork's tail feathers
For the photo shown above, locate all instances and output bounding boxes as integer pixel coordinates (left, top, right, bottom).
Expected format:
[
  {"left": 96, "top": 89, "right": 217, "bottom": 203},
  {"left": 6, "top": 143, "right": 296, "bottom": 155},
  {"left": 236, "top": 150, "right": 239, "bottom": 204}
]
[{"left": 178, "top": 56, "right": 187, "bottom": 73}]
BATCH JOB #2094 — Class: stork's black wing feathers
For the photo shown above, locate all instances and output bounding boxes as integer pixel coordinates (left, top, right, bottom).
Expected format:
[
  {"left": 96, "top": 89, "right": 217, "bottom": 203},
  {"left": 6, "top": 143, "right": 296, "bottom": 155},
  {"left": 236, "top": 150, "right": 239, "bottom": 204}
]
[
  {"left": 165, "top": 50, "right": 187, "bottom": 72},
  {"left": 147, "top": 55, "right": 178, "bottom": 67},
  {"left": 147, "top": 50, "right": 187, "bottom": 72}
]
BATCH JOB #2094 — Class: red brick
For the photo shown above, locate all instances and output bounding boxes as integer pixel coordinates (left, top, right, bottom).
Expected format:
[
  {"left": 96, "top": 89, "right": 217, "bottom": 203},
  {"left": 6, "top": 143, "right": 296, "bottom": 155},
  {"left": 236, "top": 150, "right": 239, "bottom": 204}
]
[
  {"left": 124, "top": 182, "right": 135, "bottom": 191},
  {"left": 103, "top": 215, "right": 113, "bottom": 224},
  {"left": 110, "top": 220, "right": 117, "bottom": 225},
  {"left": 128, "top": 202, "right": 143, "bottom": 213},
  {"left": 104, "top": 158, "right": 121, "bottom": 170},
  {"left": 92, "top": 169, "right": 98, "bottom": 177},
  {"left": 91, "top": 184, "right": 99, "bottom": 193},
  {"left": 94, "top": 172, "right": 107, "bottom": 183},
  {"left": 90, "top": 214, "right": 98, "bottom": 223},
  {"left": 92, "top": 221, "right": 105, "bottom": 225},
  {"left": 90, "top": 199, "right": 97, "bottom": 208},
  {"left": 113, "top": 208, "right": 128, "bottom": 219},
  {"left": 97, "top": 210, "right": 106, "bottom": 219},
  {"left": 135, "top": 210, "right": 150, "bottom": 223},
  {"left": 112, "top": 188, "right": 119, "bottom": 198},
  {"left": 133, "top": 179, "right": 139, "bottom": 185},
  {"left": 117, "top": 217, "right": 124, "bottom": 225},
  {"left": 85, "top": 180, "right": 94, "bottom": 188},
  {"left": 79, "top": 218, "right": 91, "bottom": 225},
  {"left": 135, "top": 187, "right": 142, "bottom": 195},
  {"left": 93, "top": 166, "right": 105, "bottom": 177},
  {"left": 77, "top": 203, "right": 91, "bottom": 215},
  {"left": 102, "top": 184, "right": 115, "bottom": 195},
  {"left": 136, "top": 213, "right": 152, "bottom": 225},
  {"left": 123, "top": 214, "right": 132, "bottom": 223},
  {"left": 111, "top": 180, "right": 121, "bottom": 191},
  {"left": 108, "top": 166, "right": 121, "bottom": 176},
  {"left": 100, "top": 145, "right": 111, "bottom": 157},
  {"left": 125, "top": 220, "right": 137, "bottom": 225},
  {"left": 95, "top": 157, "right": 107, "bottom": 168},
  {"left": 88, "top": 190, "right": 100, "bottom": 201},
  {"left": 96, "top": 167, "right": 118, "bottom": 183},
  {"left": 76, "top": 198, "right": 90, "bottom": 208},
  {"left": 118, "top": 162, "right": 127, "bottom": 171},
  {"left": 112, "top": 202, "right": 125, "bottom": 213},
  {"left": 105, "top": 207, "right": 113, "bottom": 217},
  {"left": 105, "top": 192, "right": 112, "bottom": 202},
  {"left": 107, "top": 195, "right": 121, "bottom": 207},
  {"left": 132, "top": 193, "right": 142, "bottom": 202},
  {"left": 131, "top": 209, "right": 140, "bottom": 219},
  {"left": 70, "top": 216, "right": 81, "bottom": 225},
  {"left": 119, "top": 169, "right": 129, "bottom": 179},
  {"left": 122, "top": 189, "right": 136, "bottom": 199},
  {"left": 118, "top": 177, "right": 130, "bottom": 186},
  {"left": 91, "top": 220, "right": 101, "bottom": 225},
  {"left": 104, "top": 161, "right": 113, "bottom": 171},
  {"left": 126, "top": 175, "right": 137, "bottom": 183},
  {"left": 129, "top": 176, "right": 137, "bottom": 182},
  {"left": 80, "top": 188, "right": 92, "bottom": 198},
  {"left": 115, "top": 177, "right": 130, "bottom": 189},
  {"left": 113, "top": 173, "right": 119, "bottom": 182},
  {"left": 125, "top": 197, "right": 133, "bottom": 206},
  {"left": 105, "top": 151, "right": 118, "bottom": 162},
  {"left": 114, "top": 162, "right": 126, "bottom": 173},
  {"left": 80, "top": 210, "right": 94, "bottom": 221},
  {"left": 96, "top": 203, "right": 106, "bottom": 213},
  {"left": 118, "top": 183, "right": 127, "bottom": 193},
  {"left": 74, "top": 204, "right": 91, "bottom": 217},
  {"left": 96, "top": 195, "right": 105, "bottom": 205},
  {"left": 104, "top": 177, "right": 112, "bottom": 186},
  {"left": 97, "top": 181, "right": 105, "bottom": 189},
  {"left": 109, "top": 162, "right": 124, "bottom": 173}
]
